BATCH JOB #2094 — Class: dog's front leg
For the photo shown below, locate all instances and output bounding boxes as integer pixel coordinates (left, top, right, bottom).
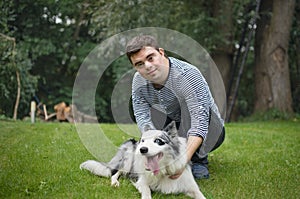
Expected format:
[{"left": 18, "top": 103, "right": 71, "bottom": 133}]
[
  {"left": 185, "top": 180, "right": 206, "bottom": 199},
  {"left": 133, "top": 177, "right": 152, "bottom": 199},
  {"left": 186, "top": 189, "right": 206, "bottom": 199},
  {"left": 111, "top": 170, "right": 121, "bottom": 187}
]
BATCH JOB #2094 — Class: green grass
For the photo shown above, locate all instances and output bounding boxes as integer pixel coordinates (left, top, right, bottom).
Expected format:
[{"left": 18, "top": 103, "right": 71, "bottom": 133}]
[{"left": 0, "top": 120, "right": 299, "bottom": 199}]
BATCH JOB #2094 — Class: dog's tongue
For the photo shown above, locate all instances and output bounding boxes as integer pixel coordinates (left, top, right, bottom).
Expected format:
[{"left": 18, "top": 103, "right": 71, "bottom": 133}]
[{"left": 146, "top": 155, "right": 160, "bottom": 175}]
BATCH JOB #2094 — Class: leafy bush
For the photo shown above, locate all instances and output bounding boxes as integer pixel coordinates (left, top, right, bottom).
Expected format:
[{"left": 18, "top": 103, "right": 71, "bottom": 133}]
[{"left": 0, "top": 35, "right": 38, "bottom": 119}]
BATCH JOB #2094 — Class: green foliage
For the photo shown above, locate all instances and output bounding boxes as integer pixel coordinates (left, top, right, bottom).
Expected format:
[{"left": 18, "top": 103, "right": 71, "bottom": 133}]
[
  {"left": 0, "top": 121, "right": 299, "bottom": 198},
  {"left": 89, "top": 0, "right": 184, "bottom": 39},
  {"left": 1, "top": 0, "right": 97, "bottom": 116},
  {"left": 88, "top": 0, "right": 227, "bottom": 51},
  {"left": 0, "top": 34, "right": 38, "bottom": 118},
  {"left": 0, "top": 0, "right": 298, "bottom": 121}
]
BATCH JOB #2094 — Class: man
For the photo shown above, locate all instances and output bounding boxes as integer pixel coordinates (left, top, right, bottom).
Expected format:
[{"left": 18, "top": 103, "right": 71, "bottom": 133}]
[{"left": 126, "top": 35, "right": 225, "bottom": 179}]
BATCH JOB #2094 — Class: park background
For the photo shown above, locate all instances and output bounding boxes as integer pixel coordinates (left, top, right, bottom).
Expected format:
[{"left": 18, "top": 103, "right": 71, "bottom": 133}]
[
  {"left": 0, "top": 1, "right": 299, "bottom": 199},
  {"left": 1, "top": 0, "right": 299, "bottom": 121}
]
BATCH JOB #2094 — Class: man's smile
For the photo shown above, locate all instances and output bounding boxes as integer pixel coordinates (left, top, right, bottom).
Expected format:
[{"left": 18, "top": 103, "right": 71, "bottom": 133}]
[{"left": 147, "top": 69, "right": 157, "bottom": 76}]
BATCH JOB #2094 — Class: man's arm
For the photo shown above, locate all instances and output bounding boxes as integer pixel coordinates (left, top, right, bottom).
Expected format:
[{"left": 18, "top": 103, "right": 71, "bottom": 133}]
[
  {"left": 186, "top": 135, "right": 203, "bottom": 162},
  {"left": 169, "top": 135, "right": 203, "bottom": 179}
]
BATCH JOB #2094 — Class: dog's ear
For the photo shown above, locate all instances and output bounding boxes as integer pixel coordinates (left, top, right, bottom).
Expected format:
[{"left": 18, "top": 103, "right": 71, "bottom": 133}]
[
  {"left": 164, "top": 121, "right": 178, "bottom": 138},
  {"left": 143, "top": 124, "right": 153, "bottom": 132}
]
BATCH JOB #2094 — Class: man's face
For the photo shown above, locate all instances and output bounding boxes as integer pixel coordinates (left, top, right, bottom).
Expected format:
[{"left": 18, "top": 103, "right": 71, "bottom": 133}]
[{"left": 130, "top": 46, "right": 169, "bottom": 85}]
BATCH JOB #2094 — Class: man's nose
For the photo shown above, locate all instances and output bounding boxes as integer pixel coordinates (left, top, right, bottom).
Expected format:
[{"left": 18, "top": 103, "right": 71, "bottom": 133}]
[{"left": 144, "top": 61, "right": 152, "bottom": 69}]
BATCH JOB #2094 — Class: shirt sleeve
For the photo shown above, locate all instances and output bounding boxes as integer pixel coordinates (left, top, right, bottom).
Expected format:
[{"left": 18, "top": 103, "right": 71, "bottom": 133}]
[
  {"left": 179, "top": 67, "right": 211, "bottom": 139},
  {"left": 132, "top": 73, "right": 155, "bottom": 132}
]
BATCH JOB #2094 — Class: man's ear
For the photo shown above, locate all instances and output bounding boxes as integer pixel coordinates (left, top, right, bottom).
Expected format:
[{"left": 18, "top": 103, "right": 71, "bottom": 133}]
[
  {"left": 163, "top": 121, "right": 178, "bottom": 138},
  {"left": 158, "top": 48, "right": 165, "bottom": 56}
]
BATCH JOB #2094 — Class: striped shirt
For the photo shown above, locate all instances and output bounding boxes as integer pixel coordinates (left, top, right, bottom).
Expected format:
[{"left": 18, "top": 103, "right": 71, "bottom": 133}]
[{"left": 132, "top": 57, "right": 224, "bottom": 140}]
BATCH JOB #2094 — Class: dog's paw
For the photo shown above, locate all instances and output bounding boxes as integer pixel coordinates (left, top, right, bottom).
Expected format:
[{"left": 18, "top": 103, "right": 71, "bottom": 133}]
[
  {"left": 141, "top": 195, "right": 152, "bottom": 199},
  {"left": 111, "top": 173, "right": 120, "bottom": 187},
  {"left": 111, "top": 179, "right": 120, "bottom": 187}
]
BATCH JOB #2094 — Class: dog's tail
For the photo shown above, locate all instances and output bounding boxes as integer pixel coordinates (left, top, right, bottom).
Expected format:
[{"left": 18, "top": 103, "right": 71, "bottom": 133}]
[
  {"left": 80, "top": 160, "right": 111, "bottom": 177},
  {"left": 80, "top": 139, "right": 137, "bottom": 179}
]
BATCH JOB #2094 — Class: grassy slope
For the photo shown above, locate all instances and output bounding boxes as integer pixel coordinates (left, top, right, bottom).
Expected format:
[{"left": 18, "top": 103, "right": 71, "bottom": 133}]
[{"left": 0, "top": 120, "right": 299, "bottom": 199}]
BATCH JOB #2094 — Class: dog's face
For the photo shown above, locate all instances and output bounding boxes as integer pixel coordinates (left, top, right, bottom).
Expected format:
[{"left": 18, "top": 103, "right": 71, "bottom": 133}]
[{"left": 136, "top": 121, "right": 181, "bottom": 175}]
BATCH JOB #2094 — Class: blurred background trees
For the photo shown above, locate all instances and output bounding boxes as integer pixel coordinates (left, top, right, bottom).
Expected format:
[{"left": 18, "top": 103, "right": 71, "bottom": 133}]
[{"left": 0, "top": 0, "right": 298, "bottom": 122}]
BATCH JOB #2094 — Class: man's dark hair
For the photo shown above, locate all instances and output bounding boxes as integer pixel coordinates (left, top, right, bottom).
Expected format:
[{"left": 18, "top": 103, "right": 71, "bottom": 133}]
[{"left": 126, "top": 35, "right": 159, "bottom": 62}]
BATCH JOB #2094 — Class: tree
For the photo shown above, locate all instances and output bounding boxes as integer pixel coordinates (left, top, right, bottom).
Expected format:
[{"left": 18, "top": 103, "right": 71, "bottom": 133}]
[
  {"left": 1, "top": 0, "right": 298, "bottom": 121},
  {"left": 254, "top": 0, "right": 295, "bottom": 114},
  {"left": 0, "top": 0, "right": 39, "bottom": 119},
  {"left": 1, "top": 0, "right": 96, "bottom": 118},
  {"left": 210, "top": 0, "right": 234, "bottom": 93}
]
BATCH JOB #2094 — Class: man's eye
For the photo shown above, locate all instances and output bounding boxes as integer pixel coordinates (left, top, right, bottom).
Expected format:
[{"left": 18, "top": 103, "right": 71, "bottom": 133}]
[
  {"left": 136, "top": 63, "right": 144, "bottom": 68},
  {"left": 154, "top": 138, "right": 165, "bottom": 146},
  {"left": 148, "top": 56, "right": 153, "bottom": 62}
]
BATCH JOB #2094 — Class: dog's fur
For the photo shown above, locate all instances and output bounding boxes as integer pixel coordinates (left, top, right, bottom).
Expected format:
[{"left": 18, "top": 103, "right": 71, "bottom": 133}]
[{"left": 80, "top": 122, "right": 206, "bottom": 199}]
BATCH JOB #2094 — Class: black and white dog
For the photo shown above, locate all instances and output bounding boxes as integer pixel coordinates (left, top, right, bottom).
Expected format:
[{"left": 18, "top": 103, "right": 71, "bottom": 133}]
[{"left": 80, "top": 122, "right": 206, "bottom": 199}]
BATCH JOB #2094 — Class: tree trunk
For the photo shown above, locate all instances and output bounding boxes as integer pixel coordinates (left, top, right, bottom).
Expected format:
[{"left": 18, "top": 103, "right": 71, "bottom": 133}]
[
  {"left": 254, "top": 0, "right": 295, "bottom": 113},
  {"left": 211, "top": 0, "right": 234, "bottom": 94}
]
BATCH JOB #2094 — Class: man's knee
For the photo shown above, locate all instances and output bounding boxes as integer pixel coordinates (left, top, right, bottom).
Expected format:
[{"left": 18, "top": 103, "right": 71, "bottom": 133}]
[{"left": 211, "top": 127, "right": 225, "bottom": 151}]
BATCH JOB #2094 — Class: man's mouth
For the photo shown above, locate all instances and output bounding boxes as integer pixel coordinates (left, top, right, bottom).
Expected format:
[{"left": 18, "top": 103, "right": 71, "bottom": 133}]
[
  {"left": 147, "top": 69, "right": 157, "bottom": 75},
  {"left": 145, "top": 152, "right": 163, "bottom": 175}
]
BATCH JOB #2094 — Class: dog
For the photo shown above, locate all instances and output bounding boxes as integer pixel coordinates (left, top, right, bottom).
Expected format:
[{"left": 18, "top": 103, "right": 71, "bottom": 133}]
[{"left": 80, "top": 121, "right": 206, "bottom": 199}]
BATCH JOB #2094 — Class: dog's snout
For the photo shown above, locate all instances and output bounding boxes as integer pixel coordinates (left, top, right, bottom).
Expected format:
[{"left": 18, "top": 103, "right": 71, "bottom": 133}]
[{"left": 140, "top": 147, "right": 148, "bottom": 154}]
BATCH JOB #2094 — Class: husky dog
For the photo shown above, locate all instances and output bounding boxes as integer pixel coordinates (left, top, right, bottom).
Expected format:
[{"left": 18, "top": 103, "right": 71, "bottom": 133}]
[{"left": 80, "top": 122, "right": 206, "bottom": 199}]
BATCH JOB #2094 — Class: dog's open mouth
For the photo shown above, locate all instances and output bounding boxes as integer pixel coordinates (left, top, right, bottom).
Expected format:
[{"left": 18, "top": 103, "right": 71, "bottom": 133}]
[{"left": 145, "top": 152, "right": 163, "bottom": 175}]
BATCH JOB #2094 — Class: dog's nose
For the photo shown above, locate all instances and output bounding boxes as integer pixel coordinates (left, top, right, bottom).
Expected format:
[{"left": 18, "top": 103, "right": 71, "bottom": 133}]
[{"left": 140, "top": 147, "right": 148, "bottom": 154}]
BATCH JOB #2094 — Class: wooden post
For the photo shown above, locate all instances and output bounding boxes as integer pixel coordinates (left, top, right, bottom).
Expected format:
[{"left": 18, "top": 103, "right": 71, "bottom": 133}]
[
  {"left": 31, "top": 101, "right": 36, "bottom": 123},
  {"left": 43, "top": 104, "right": 48, "bottom": 120}
]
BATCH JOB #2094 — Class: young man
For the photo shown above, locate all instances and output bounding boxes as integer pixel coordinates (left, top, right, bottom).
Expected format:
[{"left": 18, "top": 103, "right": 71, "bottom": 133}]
[{"left": 126, "top": 35, "right": 225, "bottom": 179}]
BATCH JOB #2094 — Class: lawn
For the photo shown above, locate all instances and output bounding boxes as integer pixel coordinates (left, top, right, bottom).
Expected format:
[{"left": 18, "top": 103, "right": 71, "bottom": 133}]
[{"left": 0, "top": 120, "right": 299, "bottom": 199}]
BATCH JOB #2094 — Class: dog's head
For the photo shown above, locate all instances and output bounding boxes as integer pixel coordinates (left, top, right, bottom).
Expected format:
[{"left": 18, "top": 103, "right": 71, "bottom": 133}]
[{"left": 137, "top": 121, "right": 181, "bottom": 175}]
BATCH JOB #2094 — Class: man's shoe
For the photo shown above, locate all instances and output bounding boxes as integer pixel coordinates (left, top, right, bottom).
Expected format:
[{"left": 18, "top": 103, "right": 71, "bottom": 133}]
[{"left": 192, "top": 163, "right": 209, "bottom": 179}]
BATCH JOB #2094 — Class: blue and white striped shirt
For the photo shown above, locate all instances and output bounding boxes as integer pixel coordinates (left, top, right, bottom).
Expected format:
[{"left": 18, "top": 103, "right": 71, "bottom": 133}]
[{"left": 132, "top": 57, "right": 224, "bottom": 139}]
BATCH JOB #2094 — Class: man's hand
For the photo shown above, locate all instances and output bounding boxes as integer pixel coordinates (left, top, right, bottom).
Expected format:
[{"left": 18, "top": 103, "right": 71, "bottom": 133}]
[
  {"left": 169, "top": 136, "right": 203, "bottom": 180},
  {"left": 169, "top": 167, "right": 185, "bottom": 179}
]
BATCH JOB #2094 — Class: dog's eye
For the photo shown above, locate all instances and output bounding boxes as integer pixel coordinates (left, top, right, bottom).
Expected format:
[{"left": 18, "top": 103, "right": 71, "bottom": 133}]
[
  {"left": 141, "top": 139, "right": 144, "bottom": 142},
  {"left": 154, "top": 138, "right": 165, "bottom": 146}
]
